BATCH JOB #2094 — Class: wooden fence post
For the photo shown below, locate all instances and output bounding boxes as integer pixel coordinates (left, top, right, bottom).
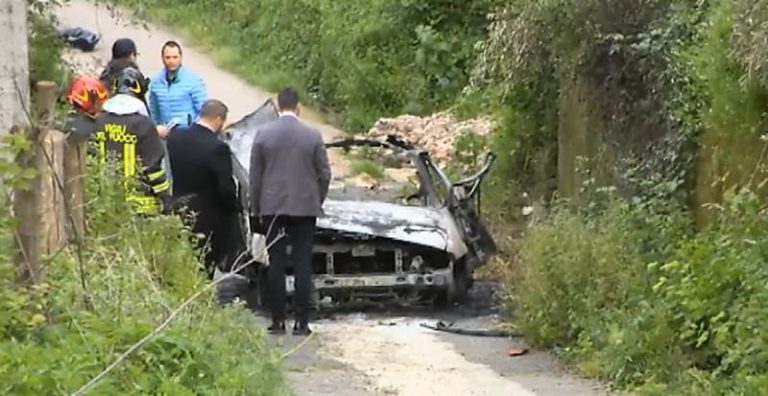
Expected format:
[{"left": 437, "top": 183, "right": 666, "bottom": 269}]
[
  {"left": 63, "top": 131, "right": 88, "bottom": 241},
  {"left": 13, "top": 81, "right": 57, "bottom": 284},
  {"left": 43, "top": 130, "right": 67, "bottom": 252}
]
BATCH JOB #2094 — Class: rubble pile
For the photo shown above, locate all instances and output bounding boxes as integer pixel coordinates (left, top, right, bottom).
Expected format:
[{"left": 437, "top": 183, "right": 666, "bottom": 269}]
[{"left": 366, "top": 111, "right": 494, "bottom": 162}]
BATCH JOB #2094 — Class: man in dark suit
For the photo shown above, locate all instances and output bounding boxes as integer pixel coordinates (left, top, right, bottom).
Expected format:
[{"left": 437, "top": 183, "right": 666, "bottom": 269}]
[
  {"left": 250, "top": 87, "right": 332, "bottom": 335},
  {"left": 167, "top": 99, "right": 245, "bottom": 277}
]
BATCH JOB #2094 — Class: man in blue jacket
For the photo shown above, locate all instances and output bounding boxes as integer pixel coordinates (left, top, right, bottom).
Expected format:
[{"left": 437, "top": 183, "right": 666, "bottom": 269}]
[{"left": 148, "top": 40, "right": 208, "bottom": 128}]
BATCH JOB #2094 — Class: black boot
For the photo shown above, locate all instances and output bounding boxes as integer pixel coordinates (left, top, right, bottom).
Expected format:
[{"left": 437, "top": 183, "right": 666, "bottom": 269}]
[
  {"left": 267, "top": 321, "right": 286, "bottom": 335},
  {"left": 292, "top": 321, "right": 312, "bottom": 336}
]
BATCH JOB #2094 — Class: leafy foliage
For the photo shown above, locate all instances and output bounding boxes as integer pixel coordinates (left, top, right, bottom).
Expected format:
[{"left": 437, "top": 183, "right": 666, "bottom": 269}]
[
  {"left": 350, "top": 158, "right": 386, "bottom": 180},
  {"left": 0, "top": 132, "right": 288, "bottom": 395},
  {"left": 507, "top": 184, "right": 768, "bottom": 395},
  {"left": 483, "top": 0, "right": 768, "bottom": 393},
  {"left": 731, "top": 0, "right": 768, "bottom": 87},
  {"left": 27, "top": 0, "right": 69, "bottom": 89}
]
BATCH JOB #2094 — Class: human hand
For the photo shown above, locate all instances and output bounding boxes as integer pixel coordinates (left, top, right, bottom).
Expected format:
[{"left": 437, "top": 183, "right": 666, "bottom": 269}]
[{"left": 157, "top": 125, "right": 170, "bottom": 138}]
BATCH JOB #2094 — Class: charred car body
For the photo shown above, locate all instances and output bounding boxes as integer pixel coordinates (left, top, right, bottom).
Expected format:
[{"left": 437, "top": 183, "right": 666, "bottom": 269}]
[{"left": 221, "top": 100, "right": 497, "bottom": 307}]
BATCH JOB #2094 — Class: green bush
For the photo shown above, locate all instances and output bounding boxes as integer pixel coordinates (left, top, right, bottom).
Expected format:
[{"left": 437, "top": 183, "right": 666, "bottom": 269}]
[
  {"left": 0, "top": 135, "right": 287, "bottom": 394},
  {"left": 506, "top": 184, "right": 768, "bottom": 394},
  {"left": 27, "top": 5, "right": 68, "bottom": 89},
  {"left": 350, "top": 158, "right": 386, "bottom": 180},
  {"left": 110, "top": 0, "right": 501, "bottom": 131},
  {"left": 487, "top": 0, "right": 768, "bottom": 394}
]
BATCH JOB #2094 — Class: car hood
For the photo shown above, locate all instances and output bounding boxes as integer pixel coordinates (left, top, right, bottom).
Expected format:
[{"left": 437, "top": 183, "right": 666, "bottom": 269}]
[{"left": 318, "top": 199, "right": 467, "bottom": 255}]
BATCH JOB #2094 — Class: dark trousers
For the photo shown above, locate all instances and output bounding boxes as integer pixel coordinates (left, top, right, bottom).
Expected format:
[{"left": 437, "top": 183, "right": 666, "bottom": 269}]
[
  {"left": 263, "top": 215, "right": 316, "bottom": 326},
  {"left": 177, "top": 197, "right": 245, "bottom": 278}
]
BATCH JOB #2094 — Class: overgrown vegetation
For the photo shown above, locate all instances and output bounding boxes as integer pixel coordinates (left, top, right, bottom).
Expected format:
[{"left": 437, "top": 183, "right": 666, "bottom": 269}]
[
  {"left": 0, "top": 5, "right": 287, "bottom": 394},
  {"left": 508, "top": 184, "right": 768, "bottom": 394},
  {"left": 28, "top": 0, "right": 69, "bottom": 88},
  {"left": 489, "top": 0, "right": 768, "bottom": 394},
  {"left": 1, "top": 137, "right": 287, "bottom": 394},
  {"left": 350, "top": 158, "right": 387, "bottom": 180}
]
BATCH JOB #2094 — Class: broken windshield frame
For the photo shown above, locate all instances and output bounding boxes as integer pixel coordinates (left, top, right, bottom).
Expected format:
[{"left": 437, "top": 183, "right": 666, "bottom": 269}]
[{"left": 324, "top": 137, "right": 495, "bottom": 212}]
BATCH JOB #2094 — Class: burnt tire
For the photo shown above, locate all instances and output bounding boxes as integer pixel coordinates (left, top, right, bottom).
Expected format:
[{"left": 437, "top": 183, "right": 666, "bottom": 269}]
[
  {"left": 432, "top": 269, "right": 470, "bottom": 308},
  {"left": 447, "top": 265, "right": 471, "bottom": 304}
]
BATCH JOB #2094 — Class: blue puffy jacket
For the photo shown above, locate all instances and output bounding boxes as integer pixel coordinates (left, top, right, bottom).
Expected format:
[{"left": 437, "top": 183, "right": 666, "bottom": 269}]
[{"left": 148, "top": 65, "right": 207, "bottom": 127}]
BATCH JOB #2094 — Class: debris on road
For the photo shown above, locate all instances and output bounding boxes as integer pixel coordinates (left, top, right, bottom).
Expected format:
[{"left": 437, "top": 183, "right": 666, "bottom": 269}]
[
  {"left": 346, "top": 173, "right": 383, "bottom": 190},
  {"left": 366, "top": 112, "right": 494, "bottom": 163},
  {"left": 59, "top": 27, "right": 101, "bottom": 52},
  {"left": 420, "top": 321, "right": 522, "bottom": 338},
  {"left": 507, "top": 348, "right": 529, "bottom": 357}
]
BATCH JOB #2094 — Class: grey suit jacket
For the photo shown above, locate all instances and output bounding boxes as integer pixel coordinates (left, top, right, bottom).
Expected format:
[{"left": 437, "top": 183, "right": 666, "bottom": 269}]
[{"left": 249, "top": 114, "right": 332, "bottom": 217}]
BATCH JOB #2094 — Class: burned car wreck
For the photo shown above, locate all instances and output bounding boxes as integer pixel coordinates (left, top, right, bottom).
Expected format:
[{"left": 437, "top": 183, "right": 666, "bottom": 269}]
[{"left": 220, "top": 100, "right": 498, "bottom": 308}]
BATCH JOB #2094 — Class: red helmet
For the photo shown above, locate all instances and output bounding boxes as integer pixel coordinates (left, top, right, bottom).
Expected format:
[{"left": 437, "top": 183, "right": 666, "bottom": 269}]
[{"left": 67, "top": 75, "right": 108, "bottom": 115}]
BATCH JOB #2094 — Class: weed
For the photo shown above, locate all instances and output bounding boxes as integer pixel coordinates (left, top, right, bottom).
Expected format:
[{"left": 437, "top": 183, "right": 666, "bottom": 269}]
[{"left": 351, "top": 159, "right": 387, "bottom": 180}]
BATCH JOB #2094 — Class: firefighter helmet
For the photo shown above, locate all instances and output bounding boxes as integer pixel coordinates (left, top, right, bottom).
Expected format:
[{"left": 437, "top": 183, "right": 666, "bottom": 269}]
[
  {"left": 112, "top": 66, "right": 149, "bottom": 98},
  {"left": 66, "top": 75, "right": 108, "bottom": 115}
]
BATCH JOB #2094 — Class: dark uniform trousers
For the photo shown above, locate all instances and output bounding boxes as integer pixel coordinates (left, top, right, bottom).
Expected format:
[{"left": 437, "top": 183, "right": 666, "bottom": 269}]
[{"left": 262, "top": 215, "right": 316, "bottom": 327}]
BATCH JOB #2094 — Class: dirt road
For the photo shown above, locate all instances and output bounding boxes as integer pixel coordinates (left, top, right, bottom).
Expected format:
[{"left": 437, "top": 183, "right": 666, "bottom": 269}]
[
  {"left": 56, "top": 2, "right": 612, "bottom": 395},
  {"left": 277, "top": 283, "right": 611, "bottom": 396}
]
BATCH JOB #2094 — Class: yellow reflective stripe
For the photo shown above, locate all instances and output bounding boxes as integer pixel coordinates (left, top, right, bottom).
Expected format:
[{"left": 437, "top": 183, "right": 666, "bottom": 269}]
[
  {"left": 152, "top": 180, "right": 171, "bottom": 194},
  {"left": 95, "top": 132, "right": 106, "bottom": 163},
  {"left": 119, "top": 142, "right": 138, "bottom": 193},
  {"left": 98, "top": 141, "right": 106, "bottom": 163},
  {"left": 126, "top": 195, "right": 160, "bottom": 214},
  {"left": 127, "top": 195, "right": 156, "bottom": 205},
  {"left": 147, "top": 169, "right": 165, "bottom": 181},
  {"left": 126, "top": 143, "right": 136, "bottom": 177},
  {"left": 123, "top": 143, "right": 131, "bottom": 178}
]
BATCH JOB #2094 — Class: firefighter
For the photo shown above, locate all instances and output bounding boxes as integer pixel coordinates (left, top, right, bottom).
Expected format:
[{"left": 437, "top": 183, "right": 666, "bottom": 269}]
[
  {"left": 64, "top": 75, "right": 109, "bottom": 139},
  {"left": 100, "top": 38, "right": 141, "bottom": 95},
  {"left": 92, "top": 66, "right": 172, "bottom": 215}
]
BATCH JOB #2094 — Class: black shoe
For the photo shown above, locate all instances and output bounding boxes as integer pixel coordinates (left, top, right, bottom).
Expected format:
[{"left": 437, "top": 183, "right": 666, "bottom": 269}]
[
  {"left": 267, "top": 322, "right": 286, "bottom": 335},
  {"left": 292, "top": 323, "right": 312, "bottom": 336}
]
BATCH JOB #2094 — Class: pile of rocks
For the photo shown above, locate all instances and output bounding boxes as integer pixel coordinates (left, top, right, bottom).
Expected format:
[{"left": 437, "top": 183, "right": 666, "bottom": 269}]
[{"left": 366, "top": 111, "right": 493, "bottom": 163}]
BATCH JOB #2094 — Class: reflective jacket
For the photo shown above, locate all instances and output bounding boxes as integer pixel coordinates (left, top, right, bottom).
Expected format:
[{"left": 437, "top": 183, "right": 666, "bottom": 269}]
[
  {"left": 93, "top": 94, "right": 172, "bottom": 214},
  {"left": 64, "top": 111, "right": 98, "bottom": 140},
  {"left": 148, "top": 65, "right": 207, "bottom": 127}
]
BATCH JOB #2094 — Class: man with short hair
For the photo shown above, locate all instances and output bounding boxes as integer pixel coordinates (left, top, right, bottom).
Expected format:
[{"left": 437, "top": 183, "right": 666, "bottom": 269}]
[
  {"left": 249, "top": 87, "right": 332, "bottom": 335},
  {"left": 99, "top": 38, "right": 141, "bottom": 93},
  {"left": 148, "top": 40, "right": 208, "bottom": 128},
  {"left": 166, "top": 99, "right": 244, "bottom": 277}
]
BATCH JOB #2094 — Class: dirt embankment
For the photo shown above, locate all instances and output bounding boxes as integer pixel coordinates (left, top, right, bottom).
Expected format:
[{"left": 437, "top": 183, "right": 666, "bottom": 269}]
[{"left": 366, "top": 112, "right": 494, "bottom": 163}]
